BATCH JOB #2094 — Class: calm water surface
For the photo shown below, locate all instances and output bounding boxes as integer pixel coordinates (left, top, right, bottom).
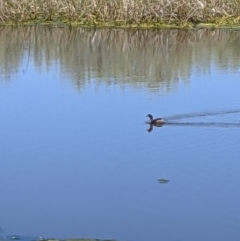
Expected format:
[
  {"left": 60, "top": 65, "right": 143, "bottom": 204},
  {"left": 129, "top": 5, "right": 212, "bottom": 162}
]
[{"left": 0, "top": 27, "right": 240, "bottom": 241}]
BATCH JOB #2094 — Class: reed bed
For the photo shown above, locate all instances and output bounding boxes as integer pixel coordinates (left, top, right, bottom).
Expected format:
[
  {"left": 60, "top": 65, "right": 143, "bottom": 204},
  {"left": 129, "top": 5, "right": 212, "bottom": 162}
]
[{"left": 1, "top": 0, "right": 240, "bottom": 27}]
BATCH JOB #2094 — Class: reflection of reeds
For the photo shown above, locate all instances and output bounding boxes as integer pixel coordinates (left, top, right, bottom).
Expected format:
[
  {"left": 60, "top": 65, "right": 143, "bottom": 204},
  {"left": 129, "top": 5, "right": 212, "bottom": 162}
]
[
  {"left": 1, "top": 0, "right": 240, "bottom": 25},
  {"left": 1, "top": 27, "right": 240, "bottom": 91}
]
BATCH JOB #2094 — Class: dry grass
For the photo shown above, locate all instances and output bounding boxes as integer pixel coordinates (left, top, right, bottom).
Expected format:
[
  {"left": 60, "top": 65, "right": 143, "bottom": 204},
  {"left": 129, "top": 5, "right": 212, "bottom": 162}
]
[{"left": 0, "top": 0, "right": 240, "bottom": 26}]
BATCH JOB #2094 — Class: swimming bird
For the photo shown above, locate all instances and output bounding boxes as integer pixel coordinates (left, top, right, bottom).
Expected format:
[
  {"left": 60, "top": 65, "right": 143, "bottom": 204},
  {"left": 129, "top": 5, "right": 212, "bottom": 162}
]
[{"left": 146, "top": 114, "right": 164, "bottom": 125}]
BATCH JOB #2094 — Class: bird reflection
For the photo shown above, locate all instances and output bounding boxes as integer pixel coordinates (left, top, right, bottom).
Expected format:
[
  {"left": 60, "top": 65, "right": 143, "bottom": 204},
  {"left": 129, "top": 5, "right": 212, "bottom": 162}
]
[{"left": 147, "top": 123, "right": 164, "bottom": 132}]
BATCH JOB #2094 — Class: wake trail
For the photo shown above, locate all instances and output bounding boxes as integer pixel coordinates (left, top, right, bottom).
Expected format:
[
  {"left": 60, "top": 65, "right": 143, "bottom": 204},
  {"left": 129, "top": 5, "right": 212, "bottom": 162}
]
[
  {"left": 164, "top": 109, "right": 240, "bottom": 121},
  {"left": 165, "top": 121, "right": 240, "bottom": 128}
]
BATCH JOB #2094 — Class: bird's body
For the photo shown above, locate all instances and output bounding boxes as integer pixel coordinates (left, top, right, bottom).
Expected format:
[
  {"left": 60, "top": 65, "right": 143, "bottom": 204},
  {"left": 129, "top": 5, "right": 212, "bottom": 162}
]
[{"left": 146, "top": 114, "right": 164, "bottom": 125}]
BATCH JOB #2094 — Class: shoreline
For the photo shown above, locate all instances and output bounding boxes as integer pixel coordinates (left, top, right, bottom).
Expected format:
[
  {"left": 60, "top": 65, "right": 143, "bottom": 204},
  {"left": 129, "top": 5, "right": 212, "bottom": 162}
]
[{"left": 1, "top": 21, "right": 240, "bottom": 29}]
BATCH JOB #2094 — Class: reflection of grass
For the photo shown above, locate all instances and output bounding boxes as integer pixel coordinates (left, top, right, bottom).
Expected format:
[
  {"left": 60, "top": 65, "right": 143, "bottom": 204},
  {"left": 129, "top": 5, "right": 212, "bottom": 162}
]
[
  {"left": 1, "top": 27, "right": 240, "bottom": 92},
  {"left": 44, "top": 239, "right": 116, "bottom": 241},
  {"left": 1, "top": 0, "right": 240, "bottom": 27},
  {"left": 0, "top": 237, "right": 116, "bottom": 241}
]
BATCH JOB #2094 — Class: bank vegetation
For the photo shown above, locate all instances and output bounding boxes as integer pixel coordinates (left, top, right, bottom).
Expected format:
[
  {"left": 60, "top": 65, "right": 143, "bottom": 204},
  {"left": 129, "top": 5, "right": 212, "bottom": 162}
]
[{"left": 1, "top": 0, "right": 240, "bottom": 28}]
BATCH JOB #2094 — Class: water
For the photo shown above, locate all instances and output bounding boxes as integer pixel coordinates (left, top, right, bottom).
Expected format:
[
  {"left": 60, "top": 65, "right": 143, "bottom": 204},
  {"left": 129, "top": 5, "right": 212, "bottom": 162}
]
[{"left": 0, "top": 27, "right": 240, "bottom": 241}]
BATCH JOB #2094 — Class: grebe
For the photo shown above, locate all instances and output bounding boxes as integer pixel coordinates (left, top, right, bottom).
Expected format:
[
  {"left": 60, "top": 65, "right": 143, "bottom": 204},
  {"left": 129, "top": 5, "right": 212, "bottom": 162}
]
[{"left": 146, "top": 114, "right": 164, "bottom": 124}]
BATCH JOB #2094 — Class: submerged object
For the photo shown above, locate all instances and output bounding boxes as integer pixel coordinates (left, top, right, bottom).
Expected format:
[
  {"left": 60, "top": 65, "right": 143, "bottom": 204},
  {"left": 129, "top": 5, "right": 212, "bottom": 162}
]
[
  {"left": 146, "top": 114, "right": 164, "bottom": 125},
  {"left": 158, "top": 179, "right": 169, "bottom": 184}
]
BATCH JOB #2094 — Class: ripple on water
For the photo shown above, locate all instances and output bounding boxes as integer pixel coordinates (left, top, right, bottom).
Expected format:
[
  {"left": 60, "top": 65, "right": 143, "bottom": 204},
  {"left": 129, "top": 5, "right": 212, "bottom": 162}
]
[{"left": 0, "top": 236, "right": 116, "bottom": 241}]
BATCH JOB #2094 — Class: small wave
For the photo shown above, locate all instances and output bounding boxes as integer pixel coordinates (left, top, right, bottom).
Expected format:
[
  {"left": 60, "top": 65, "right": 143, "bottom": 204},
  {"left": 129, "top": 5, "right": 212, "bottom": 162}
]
[
  {"left": 164, "top": 109, "right": 240, "bottom": 121},
  {"left": 165, "top": 121, "right": 240, "bottom": 128}
]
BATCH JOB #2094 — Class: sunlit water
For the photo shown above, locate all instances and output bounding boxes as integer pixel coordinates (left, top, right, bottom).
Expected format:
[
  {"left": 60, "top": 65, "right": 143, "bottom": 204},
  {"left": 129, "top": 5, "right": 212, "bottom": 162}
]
[{"left": 0, "top": 27, "right": 240, "bottom": 241}]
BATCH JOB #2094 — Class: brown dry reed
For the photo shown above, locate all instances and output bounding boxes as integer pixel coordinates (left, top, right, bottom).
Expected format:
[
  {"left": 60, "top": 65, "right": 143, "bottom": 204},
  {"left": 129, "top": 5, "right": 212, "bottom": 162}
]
[{"left": 1, "top": 0, "right": 240, "bottom": 27}]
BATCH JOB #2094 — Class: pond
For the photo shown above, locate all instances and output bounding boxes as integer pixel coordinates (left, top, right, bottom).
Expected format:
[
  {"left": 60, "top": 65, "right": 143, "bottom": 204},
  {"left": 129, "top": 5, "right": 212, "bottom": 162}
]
[{"left": 0, "top": 27, "right": 240, "bottom": 241}]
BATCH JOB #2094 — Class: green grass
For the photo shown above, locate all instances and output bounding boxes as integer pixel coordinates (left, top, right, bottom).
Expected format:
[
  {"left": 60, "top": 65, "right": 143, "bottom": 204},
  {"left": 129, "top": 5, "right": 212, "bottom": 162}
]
[{"left": 1, "top": 0, "right": 240, "bottom": 27}]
